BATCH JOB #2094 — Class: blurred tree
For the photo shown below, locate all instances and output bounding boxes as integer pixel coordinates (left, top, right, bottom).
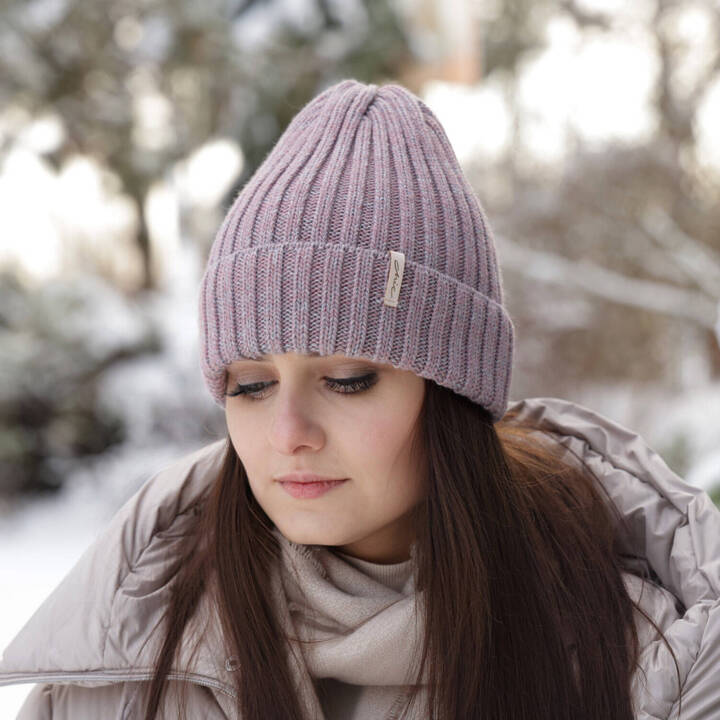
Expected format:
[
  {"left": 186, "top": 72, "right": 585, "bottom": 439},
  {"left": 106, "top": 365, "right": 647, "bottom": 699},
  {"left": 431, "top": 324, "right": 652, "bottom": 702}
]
[
  {"left": 461, "top": 0, "right": 720, "bottom": 398},
  {"left": 0, "top": 0, "right": 413, "bottom": 291},
  {"left": 0, "top": 270, "right": 154, "bottom": 498}
]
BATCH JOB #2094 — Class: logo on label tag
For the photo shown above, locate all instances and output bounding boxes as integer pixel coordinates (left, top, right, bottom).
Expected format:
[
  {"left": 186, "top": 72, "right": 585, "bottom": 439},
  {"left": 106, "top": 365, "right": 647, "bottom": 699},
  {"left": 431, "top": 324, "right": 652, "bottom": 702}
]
[{"left": 384, "top": 250, "right": 405, "bottom": 307}]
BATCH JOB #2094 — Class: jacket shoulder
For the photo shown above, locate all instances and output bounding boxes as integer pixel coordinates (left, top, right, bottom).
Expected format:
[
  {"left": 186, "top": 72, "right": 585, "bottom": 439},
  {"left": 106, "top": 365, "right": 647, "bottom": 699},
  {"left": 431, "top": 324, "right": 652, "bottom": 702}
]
[
  {"left": 0, "top": 439, "right": 227, "bottom": 681},
  {"left": 507, "top": 396, "right": 720, "bottom": 719}
]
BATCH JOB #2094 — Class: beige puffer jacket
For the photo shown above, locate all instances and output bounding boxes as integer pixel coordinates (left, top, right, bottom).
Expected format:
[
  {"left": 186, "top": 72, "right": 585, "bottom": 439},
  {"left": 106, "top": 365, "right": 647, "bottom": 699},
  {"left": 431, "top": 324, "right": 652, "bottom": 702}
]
[{"left": 1, "top": 396, "right": 719, "bottom": 719}]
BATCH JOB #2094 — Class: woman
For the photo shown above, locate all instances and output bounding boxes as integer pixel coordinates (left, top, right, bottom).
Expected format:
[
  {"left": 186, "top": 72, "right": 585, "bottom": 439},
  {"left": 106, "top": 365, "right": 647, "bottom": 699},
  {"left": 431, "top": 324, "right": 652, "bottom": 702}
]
[{"left": 1, "top": 79, "right": 719, "bottom": 719}]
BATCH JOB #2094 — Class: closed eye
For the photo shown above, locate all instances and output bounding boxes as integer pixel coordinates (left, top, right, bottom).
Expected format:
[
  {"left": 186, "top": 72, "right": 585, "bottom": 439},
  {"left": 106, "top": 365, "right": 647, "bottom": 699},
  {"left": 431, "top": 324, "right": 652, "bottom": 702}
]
[{"left": 225, "top": 372, "right": 378, "bottom": 401}]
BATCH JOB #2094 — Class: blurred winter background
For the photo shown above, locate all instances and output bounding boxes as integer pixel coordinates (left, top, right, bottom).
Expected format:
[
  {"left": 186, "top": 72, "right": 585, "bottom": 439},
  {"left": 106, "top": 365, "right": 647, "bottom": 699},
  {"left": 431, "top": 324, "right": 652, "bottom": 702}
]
[{"left": 1, "top": 0, "right": 719, "bottom": 713}]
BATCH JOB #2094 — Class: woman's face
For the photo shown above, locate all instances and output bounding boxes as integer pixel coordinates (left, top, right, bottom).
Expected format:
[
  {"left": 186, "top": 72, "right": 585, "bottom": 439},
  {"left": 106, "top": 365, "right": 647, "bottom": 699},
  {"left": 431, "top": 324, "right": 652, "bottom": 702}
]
[{"left": 225, "top": 352, "right": 426, "bottom": 564}]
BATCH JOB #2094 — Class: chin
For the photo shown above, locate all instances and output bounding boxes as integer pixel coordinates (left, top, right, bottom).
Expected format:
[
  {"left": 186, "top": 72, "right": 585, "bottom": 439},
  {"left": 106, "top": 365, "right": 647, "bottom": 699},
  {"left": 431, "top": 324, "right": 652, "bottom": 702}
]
[{"left": 276, "top": 523, "right": 347, "bottom": 548}]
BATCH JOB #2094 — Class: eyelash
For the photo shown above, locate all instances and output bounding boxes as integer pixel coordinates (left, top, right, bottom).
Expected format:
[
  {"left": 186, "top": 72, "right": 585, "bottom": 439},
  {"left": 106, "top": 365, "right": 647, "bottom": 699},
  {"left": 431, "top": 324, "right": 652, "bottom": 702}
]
[{"left": 225, "top": 372, "right": 378, "bottom": 401}]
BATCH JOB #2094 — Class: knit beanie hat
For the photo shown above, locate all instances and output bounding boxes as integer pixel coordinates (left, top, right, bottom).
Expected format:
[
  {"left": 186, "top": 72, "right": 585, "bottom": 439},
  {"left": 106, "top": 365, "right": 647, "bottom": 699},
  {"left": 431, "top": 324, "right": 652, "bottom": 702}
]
[{"left": 198, "top": 79, "right": 514, "bottom": 422}]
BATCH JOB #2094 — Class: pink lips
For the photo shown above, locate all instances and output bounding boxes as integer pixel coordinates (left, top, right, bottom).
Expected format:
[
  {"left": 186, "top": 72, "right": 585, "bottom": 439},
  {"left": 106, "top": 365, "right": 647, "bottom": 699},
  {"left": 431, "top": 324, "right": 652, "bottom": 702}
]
[{"left": 278, "top": 478, "right": 349, "bottom": 499}]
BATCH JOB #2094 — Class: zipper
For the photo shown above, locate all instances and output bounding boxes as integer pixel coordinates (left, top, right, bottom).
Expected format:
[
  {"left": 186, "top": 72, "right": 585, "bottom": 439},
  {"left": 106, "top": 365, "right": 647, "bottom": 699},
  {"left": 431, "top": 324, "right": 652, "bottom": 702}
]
[{"left": 0, "top": 669, "right": 238, "bottom": 699}]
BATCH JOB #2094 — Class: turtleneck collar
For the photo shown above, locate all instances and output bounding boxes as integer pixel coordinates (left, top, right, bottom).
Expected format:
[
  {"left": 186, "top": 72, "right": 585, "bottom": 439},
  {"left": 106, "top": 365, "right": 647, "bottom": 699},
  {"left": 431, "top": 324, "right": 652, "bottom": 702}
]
[
  {"left": 327, "top": 546, "right": 415, "bottom": 594},
  {"left": 270, "top": 527, "right": 428, "bottom": 718},
  {"left": 272, "top": 526, "right": 425, "bottom": 680}
]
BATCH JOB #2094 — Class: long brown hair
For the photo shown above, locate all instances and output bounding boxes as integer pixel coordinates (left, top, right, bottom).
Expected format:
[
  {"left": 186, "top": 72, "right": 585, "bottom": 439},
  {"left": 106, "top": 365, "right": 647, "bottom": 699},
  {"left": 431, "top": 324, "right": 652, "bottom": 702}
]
[{"left": 142, "top": 379, "right": 682, "bottom": 719}]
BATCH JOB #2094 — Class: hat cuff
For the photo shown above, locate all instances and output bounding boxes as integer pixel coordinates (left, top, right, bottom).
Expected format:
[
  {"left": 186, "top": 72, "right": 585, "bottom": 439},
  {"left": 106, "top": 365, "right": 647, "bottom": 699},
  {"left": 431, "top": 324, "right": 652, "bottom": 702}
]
[{"left": 199, "top": 242, "right": 514, "bottom": 422}]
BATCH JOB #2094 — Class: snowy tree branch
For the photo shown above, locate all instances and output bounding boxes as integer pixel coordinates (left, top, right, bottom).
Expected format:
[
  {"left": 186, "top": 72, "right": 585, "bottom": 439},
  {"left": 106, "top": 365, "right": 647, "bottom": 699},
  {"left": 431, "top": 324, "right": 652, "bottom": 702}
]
[
  {"left": 639, "top": 206, "right": 720, "bottom": 299},
  {"left": 497, "top": 236, "right": 719, "bottom": 334}
]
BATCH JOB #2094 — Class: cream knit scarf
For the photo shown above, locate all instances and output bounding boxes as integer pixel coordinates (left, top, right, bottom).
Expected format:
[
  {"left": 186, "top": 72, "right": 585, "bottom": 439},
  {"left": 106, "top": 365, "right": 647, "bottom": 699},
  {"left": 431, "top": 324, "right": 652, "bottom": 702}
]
[{"left": 270, "top": 527, "right": 430, "bottom": 720}]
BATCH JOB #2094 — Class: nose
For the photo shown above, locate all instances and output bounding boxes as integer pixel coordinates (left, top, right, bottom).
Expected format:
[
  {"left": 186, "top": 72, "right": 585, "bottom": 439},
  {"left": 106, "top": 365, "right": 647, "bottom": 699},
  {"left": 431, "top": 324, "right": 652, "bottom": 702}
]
[{"left": 267, "top": 391, "right": 325, "bottom": 454}]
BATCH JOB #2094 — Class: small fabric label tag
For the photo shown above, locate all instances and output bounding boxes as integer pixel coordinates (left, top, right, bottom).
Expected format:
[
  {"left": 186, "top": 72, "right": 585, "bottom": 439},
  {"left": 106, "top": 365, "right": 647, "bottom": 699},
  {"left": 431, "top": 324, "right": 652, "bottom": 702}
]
[{"left": 384, "top": 250, "right": 405, "bottom": 307}]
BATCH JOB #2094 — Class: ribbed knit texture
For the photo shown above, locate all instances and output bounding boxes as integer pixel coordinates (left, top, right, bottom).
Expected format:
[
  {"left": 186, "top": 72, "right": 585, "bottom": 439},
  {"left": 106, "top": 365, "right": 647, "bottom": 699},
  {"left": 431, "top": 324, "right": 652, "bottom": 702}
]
[{"left": 198, "top": 78, "right": 515, "bottom": 421}]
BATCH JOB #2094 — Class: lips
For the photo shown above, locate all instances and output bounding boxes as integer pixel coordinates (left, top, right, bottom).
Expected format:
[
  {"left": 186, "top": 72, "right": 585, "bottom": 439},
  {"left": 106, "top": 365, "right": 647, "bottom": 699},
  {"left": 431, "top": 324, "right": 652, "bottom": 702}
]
[
  {"left": 279, "top": 478, "right": 348, "bottom": 499},
  {"left": 275, "top": 472, "right": 346, "bottom": 484}
]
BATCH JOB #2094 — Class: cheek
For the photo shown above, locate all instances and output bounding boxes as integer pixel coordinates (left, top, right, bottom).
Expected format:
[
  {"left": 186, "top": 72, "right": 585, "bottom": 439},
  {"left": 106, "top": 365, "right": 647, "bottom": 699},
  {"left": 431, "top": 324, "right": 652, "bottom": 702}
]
[
  {"left": 359, "top": 391, "right": 419, "bottom": 445},
  {"left": 352, "top": 418, "right": 397, "bottom": 459},
  {"left": 351, "top": 415, "right": 417, "bottom": 478}
]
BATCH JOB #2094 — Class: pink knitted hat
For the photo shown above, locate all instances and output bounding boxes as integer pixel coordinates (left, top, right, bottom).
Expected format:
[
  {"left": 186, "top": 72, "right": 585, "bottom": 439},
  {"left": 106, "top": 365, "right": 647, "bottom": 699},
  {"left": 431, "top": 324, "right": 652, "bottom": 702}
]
[{"left": 198, "top": 79, "right": 514, "bottom": 422}]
